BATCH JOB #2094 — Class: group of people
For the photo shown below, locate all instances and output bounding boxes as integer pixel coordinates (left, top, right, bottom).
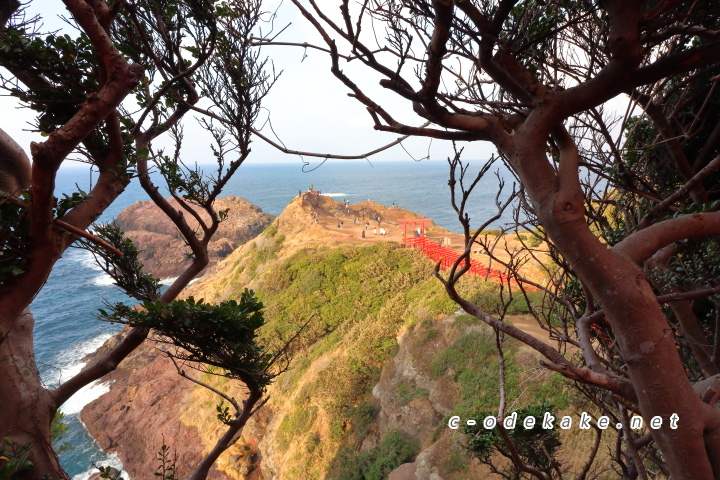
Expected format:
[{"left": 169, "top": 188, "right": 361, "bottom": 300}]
[
  {"left": 355, "top": 224, "right": 391, "bottom": 238},
  {"left": 302, "top": 193, "right": 395, "bottom": 239},
  {"left": 366, "top": 227, "right": 387, "bottom": 236}
]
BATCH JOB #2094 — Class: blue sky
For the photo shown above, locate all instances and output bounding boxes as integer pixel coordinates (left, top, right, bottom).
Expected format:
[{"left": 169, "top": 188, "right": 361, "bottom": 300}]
[{"left": 0, "top": 1, "right": 498, "bottom": 167}]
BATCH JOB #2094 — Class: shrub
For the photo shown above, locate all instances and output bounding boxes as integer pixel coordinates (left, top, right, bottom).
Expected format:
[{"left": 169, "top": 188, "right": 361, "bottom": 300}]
[
  {"left": 396, "top": 381, "right": 429, "bottom": 407},
  {"left": 277, "top": 406, "right": 318, "bottom": 449},
  {"left": 364, "top": 431, "right": 418, "bottom": 480},
  {"left": 264, "top": 223, "right": 279, "bottom": 238},
  {"left": 331, "top": 430, "right": 418, "bottom": 480},
  {"left": 431, "top": 331, "right": 521, "bottom": 415},
  {"left": 526, "top": 234, "right": 543, "bottom": 248},
  {"left": 464, "top": 403, "right": 561, "bottom": 475}
]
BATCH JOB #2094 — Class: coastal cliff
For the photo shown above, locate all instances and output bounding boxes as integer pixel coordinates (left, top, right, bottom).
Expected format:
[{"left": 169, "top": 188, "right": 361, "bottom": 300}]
[
  {"left": 113, "top": 196, "right": 274, "bottom": 279},
  {"left": 81, "top": 193, "right": 585, "bottom": 480}
]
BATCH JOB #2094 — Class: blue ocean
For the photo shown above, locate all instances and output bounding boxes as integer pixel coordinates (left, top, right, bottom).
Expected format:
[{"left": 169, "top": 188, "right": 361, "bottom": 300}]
[{"left": 32, "top": 159, "right": 518, "bottom": 478}]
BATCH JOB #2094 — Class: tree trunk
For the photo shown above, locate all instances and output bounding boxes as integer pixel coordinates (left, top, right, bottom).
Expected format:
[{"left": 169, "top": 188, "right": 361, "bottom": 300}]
[
  {"left": 543, "top": 208, "right": 720, "bottom": 479},
  {"left": 0, "top": 309, "right": 65, "bottom": 480},
  {"left": 187, "top": 390, "right": 262, "bottom": 480}
]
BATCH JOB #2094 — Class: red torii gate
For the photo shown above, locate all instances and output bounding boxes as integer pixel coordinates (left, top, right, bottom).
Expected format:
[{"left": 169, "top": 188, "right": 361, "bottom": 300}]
[
  {"left": 398, "top": 218, "right": 538, "bottom": 291},
  {"left": 397, "top": 218, "right": 432, "bottom": 247}
]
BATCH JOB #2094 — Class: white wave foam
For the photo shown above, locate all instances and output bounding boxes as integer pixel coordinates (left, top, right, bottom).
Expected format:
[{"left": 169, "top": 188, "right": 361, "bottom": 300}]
[
  {"left": 91, "top": 273, "right": 115, "bottom": 287},
  {"left": 320, "top": 193, "right": 348, "bottom": 197},
  {"left": 159, "top": 277, "right": 178, "bottom": 286},
  {"left": 43, "top": 333, "right": 116, "bottom": 415},
  {"left": 74, "top": 249, "right": 104, "bottom": 272},
  {"left": 73, "top": 452, "right": 129, "bottom": 480},
  {"left": 61, "top": 380, "right": 111, "bottom": 415},
  {"left": 47, "top": 333, "right": 114, "bottom": 386}
]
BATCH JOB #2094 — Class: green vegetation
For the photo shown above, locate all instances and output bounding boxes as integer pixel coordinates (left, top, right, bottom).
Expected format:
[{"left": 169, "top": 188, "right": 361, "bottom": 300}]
[
  {"left": 431, "top": 330, "right": 519, "bottom": 417},
  {"left": 246, "top": 234, "right": 286, "bottom": 278},
  {"left": 104, "top": 290, "right": 276, "bottom": 388},
  {"left": 225, "top": 242, "right": 494, "bottom": 476},
  {"left": 207, "top": 240, "right": 565, "bottom": 478},
  {"left": 431, "top": 328, "right": 571, "bottom": 420},
  {"left": 0, "top": 194, "right": 29, "bottom": 283},
  {"left": 470, "top": 228, "right": 543, "bottom": 248},
  {"left": 254, "top": 243, "right": 458, "bottom": 341},
  {"left": 264, "top": 223, "right": 279, "bottom": 238},
  {"left": 277, "top": 405, "right": 319, "bottom": 450},
  {"left": 0, "top": 438, "right": 33, "bottom": 479},
  {"left": 445, "top": 447, "right": 470, "bottom": 473},
  {"left": 396, "top": 381, "right": 429, "bottom": 407},
  {"left": 464, "top": 280, "right": 544, "bottom": 316},
  {"left": 79, "top": 222, "right": 163, "bottom": 302},
  {"left": 525, "top": 228, "right": 544, "bottom": 248},
  {"left": 330, "top": 430, "right": 419, "bottom": 480},
  {"left": 464, "top": 403, "right": 561, "bottom": 478},
  {"left": 50, "top": 411, "right": 74, "bottom": 455},
  {"left": 453, "top": 313, "right": 481, "bottom": 326}
]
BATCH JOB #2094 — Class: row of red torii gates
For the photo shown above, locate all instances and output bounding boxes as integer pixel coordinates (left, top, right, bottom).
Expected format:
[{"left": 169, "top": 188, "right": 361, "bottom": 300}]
[{"left": 398, "top": 219, "right": 538, "bottom": 291}]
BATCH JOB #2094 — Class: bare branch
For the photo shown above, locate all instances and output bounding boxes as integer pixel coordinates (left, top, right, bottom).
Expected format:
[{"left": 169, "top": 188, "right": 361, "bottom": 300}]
[{"left": 614, "top": 211, "right": 720, "bottom": 265}]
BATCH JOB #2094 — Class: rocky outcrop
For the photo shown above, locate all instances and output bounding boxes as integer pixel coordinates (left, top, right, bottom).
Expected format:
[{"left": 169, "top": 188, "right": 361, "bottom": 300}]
[
  {"left": 374, "top": 319, "right": 472, "bottom": 479},
  {"left": 81, "top": 325, "right": 264, "bottom": 480},
  {"left": 113, "top": 196, "right": 274, "bottom": 279},
  {"left": 373, "top": 319, "right": 460, "bottom": 444},
  {"left": 81, "top": 354, "right": 229, "bottom": 480}
]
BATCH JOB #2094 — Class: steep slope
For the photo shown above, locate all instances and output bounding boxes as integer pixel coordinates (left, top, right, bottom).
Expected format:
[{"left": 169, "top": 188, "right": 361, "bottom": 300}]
[
  {"left": 81, "top": 193, "right": 594, "bottom": 480},
  {"left": 177, "top": 195, "right": 578, "bottom": 479},
  {"left": 80, "top": 193, "right": 448, "bottom": 479}
]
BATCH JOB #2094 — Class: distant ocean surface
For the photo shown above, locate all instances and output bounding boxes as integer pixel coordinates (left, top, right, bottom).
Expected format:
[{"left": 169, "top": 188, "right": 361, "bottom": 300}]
[{"left": 32, "top": 159, "right": 518, "bottom": 478}]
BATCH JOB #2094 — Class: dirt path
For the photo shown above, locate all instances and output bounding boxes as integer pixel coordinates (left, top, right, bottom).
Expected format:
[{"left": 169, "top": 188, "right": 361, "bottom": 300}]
[{"left": 301, "top": 192, "right": 549, "bottom": 284}]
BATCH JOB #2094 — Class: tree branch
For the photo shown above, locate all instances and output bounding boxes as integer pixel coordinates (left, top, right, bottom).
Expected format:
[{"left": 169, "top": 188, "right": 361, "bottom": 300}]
[
  {"left": 630, "top": 40, "right": 720, "bottom": 89},
  {"left": 614, "top": 211, "right": 720, "bottom": 265},
  {"left": 0, "top": 126, "right": 30, "bottom": 194},
  {"left": 51, "top": 326, "right": 150, "bottom": 408},
  {"left": 637, "top": 155, "right": 720, "bottom": 230},
  {"left": 496, "top": 423, "right": 548, "bottom": 480}
]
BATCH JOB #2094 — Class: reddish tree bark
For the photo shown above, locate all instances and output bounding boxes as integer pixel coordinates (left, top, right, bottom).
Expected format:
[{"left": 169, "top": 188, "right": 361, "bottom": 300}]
[
  {"left": 290, "top": 0, "right": 720, "bottom": 477},
  {"left": 1, "top": 1, "right": 280, "bottom": 478}
]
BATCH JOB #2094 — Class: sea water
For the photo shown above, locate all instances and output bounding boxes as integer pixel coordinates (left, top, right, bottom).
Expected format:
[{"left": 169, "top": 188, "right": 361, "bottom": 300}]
[{"left": 30, "top": 159, "right": 519, "bottom": 477}]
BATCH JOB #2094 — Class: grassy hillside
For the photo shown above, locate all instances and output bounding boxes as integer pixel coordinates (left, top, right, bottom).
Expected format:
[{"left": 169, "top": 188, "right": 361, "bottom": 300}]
[{"left": 176, "top": 232, "right": 613, "bottom": 479}]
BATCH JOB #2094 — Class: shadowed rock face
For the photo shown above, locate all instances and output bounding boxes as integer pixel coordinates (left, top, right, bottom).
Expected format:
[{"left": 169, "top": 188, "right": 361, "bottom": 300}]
[
  {"left": 82, "top": 354, "right": 221, "bottom": 479},
  {"left": 113, "top": 196, "right": 274, "bottom": 279}
]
